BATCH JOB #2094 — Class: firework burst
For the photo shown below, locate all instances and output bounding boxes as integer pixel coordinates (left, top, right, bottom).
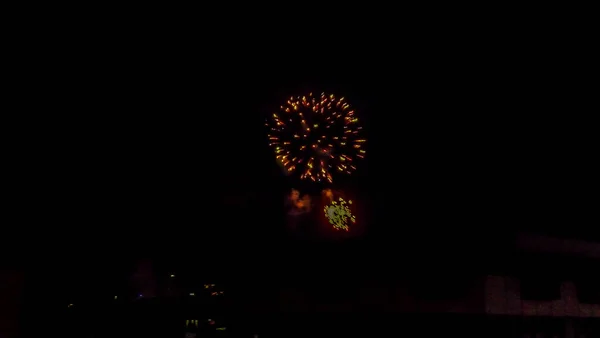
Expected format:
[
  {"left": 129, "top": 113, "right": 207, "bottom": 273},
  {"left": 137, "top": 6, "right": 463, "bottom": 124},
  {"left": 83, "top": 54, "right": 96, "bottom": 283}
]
[{"left": 266, "top": 92, "right": 366, "bottom": 182}]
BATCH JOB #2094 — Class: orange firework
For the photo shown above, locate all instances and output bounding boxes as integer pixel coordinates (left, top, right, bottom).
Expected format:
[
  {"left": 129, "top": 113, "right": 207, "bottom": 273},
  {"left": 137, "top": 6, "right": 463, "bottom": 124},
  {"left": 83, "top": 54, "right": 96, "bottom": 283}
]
[{"left": 266, "top": 92, "right": 366, "bottom": 182}]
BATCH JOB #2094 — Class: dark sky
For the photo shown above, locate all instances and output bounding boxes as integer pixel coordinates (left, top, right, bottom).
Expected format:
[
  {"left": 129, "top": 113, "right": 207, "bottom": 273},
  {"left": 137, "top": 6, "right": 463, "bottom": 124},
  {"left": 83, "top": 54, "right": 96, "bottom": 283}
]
[{"left": 4, "top": 34, "right": 596, "bottom": 278}]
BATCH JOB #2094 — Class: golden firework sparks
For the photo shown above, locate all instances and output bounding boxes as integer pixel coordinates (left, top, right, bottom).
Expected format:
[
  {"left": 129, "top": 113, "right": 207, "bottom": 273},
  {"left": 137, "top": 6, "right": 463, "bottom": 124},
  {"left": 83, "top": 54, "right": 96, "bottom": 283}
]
[{"left": 266, "top": 92, "right": 366, "bottom": 182}]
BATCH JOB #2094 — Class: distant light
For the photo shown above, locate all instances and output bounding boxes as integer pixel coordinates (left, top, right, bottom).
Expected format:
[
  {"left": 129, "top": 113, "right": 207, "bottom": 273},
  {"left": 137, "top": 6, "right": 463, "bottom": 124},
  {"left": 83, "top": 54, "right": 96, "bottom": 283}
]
[
  {"left": 68, "top": 304, "right": 74, "bottom": 308},
  {"left": 216, "top": 327, "right": 226, "bottom": 331},
  {"left": 170, "top": 274, "right": 175, "bottom": 278},
  {"left": 114, "top": 296, "right": 118, "bottom": 300},
  {"left": 138, "top": 294, "right": 143, "bottom": 298},
  {"left": 189, "top": 292, "right": 195, "bottom": 296}
]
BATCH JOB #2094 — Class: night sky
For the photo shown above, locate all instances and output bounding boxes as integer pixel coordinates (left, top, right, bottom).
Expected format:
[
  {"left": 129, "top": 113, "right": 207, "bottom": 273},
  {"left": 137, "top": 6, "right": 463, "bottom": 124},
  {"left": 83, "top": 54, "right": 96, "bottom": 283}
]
[{"left": 4, "top": 35, "right": 595, "bottom": 286}]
